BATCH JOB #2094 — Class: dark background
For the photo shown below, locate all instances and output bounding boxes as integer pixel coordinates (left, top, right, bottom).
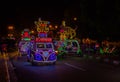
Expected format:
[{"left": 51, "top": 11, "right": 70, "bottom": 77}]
[{"left": 0, "top": 0, "right": 120, "bottom": 41}]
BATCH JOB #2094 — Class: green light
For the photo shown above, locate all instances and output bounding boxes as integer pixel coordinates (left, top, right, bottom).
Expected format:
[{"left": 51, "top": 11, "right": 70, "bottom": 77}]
[{"left": 23, "top": 38, "right": 31, "bottom": 41}]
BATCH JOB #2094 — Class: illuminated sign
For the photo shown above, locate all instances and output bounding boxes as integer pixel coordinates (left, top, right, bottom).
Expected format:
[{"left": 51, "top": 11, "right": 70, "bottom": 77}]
[
  {"left": 37, "top": 27, "right": 49, "bottom": 32},
  {"left": 36, "top": 38, "right": 52, "bottom": 42},
  {"left": 34, "top": 18, "right": 50, "bottom": 33}
]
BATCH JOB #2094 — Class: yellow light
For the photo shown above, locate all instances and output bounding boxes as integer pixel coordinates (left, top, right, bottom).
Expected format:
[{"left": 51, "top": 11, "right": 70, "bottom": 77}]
[
  {"left": 8, "top": 26, "right": 14, "bottom": 30},
  {"left": 55, "top": 25, "right": 58, "bottom": 29},
  {"left": 49, "top": 25, "right": 52, "bottom": 28},
  {"left": 55, "top": 50, "right": 58, "bottom": 55},
  {"left": 73, "top": 17, "right": 77, "bottom": 21},
  {"left": 8, "top": 34, "right": 13, "bottom": 36},
  {"left": 31, "top": 30, "right": 34, "bottom": 33}
]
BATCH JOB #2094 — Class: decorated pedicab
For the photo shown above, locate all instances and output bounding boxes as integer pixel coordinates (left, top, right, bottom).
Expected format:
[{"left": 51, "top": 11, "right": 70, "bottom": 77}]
[
  {"left": 99, "top": 40, "right": 120, "bottom": 65},
  {"left": 54, "top": 21, "right": 82, "bottom": 58},
  {"left": 27, "top": 18, "right": 57, "bottom": 65},
  {"left": 18, "top": 28, "right": 31, "bottom": 56}
]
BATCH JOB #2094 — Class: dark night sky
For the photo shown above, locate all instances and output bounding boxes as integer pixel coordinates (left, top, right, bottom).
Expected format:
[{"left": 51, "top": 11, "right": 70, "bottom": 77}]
[
  {"left": 0, "top": 0, "right": 75, "bottom": 28},
  {"left": 0, "top": 0, "right": 79, "bottom": 36},
  {"left": 0, "top": 0, "right": 120, "bottom": 41}
]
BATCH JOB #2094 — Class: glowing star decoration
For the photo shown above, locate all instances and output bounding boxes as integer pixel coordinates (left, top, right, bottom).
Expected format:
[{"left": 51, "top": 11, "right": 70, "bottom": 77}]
[{"left": 34, "top": 18, "right": 50, "bottom": 33}]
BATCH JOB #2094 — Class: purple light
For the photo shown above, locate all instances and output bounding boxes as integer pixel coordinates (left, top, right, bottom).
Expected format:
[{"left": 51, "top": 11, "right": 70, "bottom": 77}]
[{"left": 48, "top": 53, "right": 57, "bottom": 61}]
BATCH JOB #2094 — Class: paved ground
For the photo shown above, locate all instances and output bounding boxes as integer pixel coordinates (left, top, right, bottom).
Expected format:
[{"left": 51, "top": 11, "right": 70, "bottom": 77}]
[
  {"left": 0, "top": 50, "right": 119, "bottom": 82},
  {"left": 0, "top": 54, "right": 8, "bottom": 82},
  {"left": 0, "top": 52, "right": 18, "bottom": 82}
]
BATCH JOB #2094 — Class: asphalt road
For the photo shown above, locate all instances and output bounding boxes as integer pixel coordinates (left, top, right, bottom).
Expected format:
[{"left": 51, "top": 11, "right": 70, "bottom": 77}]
[
  {"left": 10, "top": 55, "right": 120, "bottom": 82},
  {"left": 0, "top": 57, "right": 7, "bottom": 82},
  {"left": 0, "top": 53, "right": 12, "bottom": 82}
]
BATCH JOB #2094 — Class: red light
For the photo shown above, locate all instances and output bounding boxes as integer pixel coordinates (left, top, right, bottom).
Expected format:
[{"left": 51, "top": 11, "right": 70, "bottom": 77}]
[
  {"left": 95, "top": 44, "right": 99, "bottom": 48},
  {"left": 23, "top": 31, "right": 30, "bottom": 37},
  {"left": 36, "top": 38, "right": 52, "bottom": 42},
  {"left": 40, "top": 24, "right": 46, "bottom": 27},
  {"left": 60, "top": 29, "right": 64, "bottom": 32},
  {"left": 39, "top": 32, "right": 46, "bottom": 33}
]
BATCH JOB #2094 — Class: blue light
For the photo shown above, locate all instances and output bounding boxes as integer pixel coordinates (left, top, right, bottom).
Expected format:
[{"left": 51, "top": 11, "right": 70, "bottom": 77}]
[
  {"left": 48, "top": 53, "right": 57, "bottom": 61},
  {"left": 48, "top": 21, "right": 50, "bottom": 24},
  {"left": 38, "top": 33, "right": 47, "bottom": 38},
  {"left": 35, "top": 54, "right": 43, "bottom": 61}
]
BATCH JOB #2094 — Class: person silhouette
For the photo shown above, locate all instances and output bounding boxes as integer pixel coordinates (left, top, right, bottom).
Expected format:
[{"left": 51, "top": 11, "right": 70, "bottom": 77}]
[{"left": 0, "top": 37, "right": 7, "bottom": 55}]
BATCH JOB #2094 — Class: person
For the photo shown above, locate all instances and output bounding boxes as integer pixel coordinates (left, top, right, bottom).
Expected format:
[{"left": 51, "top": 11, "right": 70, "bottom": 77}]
[
  {"left": 0, "top": 37, "right": 7, "bottom": 55},
  {"left": 66, "top": 42, "right": 72, "bottom": 51},
  {"left": 1, "top": 43, "right": 7, "bottom": 55}
]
